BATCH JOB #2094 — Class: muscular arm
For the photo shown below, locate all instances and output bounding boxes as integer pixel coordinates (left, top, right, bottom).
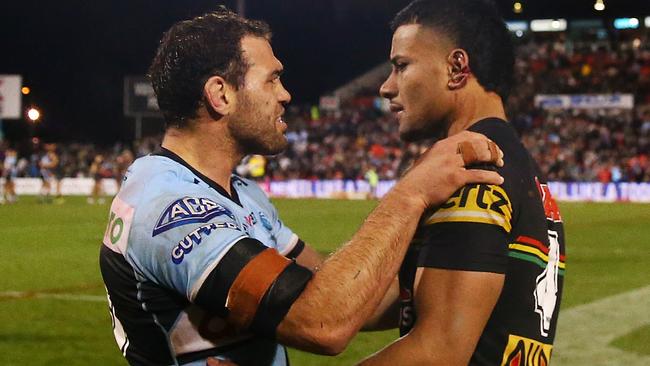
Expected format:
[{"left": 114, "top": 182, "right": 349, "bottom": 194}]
[
  {"left": 213, "top": 132, "right": 504, "bottom": 355},
  {"left": 276, "top": 133, "right": 504, "bottom": 355},
  {"left": 277, "top": 188, "right": 428, "bottom": 354},
  {"left": 358, "top": 268, "right": 504, "bottom": 365}
]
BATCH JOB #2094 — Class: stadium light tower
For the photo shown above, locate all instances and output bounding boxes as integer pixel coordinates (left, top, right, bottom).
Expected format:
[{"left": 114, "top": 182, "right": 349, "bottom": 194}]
[
  {"left": 237, "top": 0, "right": 245, "bottom": 16},
  {"left": 594, "top": 0, "right": 605, "bottom": 11}
]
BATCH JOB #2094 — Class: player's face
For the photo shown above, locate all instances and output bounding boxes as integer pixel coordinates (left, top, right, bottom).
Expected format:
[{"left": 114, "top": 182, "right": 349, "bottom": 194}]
[
  {"left": 228, "top": 36, "right": 292, "bottom": 155},
  {"left": 380, "top": 24, "right": 454, "bottom": 141}
]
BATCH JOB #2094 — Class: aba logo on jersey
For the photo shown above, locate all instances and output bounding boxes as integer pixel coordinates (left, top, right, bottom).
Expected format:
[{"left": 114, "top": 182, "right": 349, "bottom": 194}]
[
  {"left": 171, "top": 222, "right": 240, "bottom": 264},
  {"left": 153, "top": 197, "right": 235, "bottom": 236},
  {"left": 501, "top": 334, "right": 552, "bottom": 366}
]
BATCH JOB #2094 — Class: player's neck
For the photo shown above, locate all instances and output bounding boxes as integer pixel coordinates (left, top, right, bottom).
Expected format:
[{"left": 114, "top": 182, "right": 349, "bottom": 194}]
[
  {"left": 446, "top": 84, "right": 506, "bottom": 137},
  {"left": 161, "top": 119, "right": 243, "bottom": 195}
]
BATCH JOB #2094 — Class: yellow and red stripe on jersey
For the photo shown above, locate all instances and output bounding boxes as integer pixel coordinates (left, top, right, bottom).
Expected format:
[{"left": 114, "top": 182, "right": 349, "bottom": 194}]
[
  {"left": 508, "top": 235, "right": 566, "bottom": 276},
  {"left": 501, "top": 334, "right": 553, "bottom": 366},
  {"left": 424, "top": 184, "right": 513, "bottom": 232}
]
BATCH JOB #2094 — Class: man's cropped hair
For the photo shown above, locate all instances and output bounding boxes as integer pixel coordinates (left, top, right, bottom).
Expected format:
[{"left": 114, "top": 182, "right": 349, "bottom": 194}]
[
  {"left": 148, "top": 7, "right": 271, "bottom": 128},
  {"left": 392, "top": 0, "right": 514, "bottom": 101}
]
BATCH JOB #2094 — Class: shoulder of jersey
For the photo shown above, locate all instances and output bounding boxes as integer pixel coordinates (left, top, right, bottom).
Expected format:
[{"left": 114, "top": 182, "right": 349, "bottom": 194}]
[
  {"left": 232, "top": 175, "right": 271, "bottom": 202},
  {"left": 122, "top": 156, "right": 199, "bottom": 196},
  {"left": 118, "top": 156, "right": 241, "bottom": 242}
]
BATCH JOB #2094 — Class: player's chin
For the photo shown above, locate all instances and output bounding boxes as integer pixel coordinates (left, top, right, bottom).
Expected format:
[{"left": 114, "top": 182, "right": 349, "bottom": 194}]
[
  {"left": 399, "top": 118, "right": 441, "bottom": 142},
  {"left": 399, "top": 125, "right": 427, "bottom": 142},
  {"left": 261, "top": 136, "right": 288, "bottom": 156}
]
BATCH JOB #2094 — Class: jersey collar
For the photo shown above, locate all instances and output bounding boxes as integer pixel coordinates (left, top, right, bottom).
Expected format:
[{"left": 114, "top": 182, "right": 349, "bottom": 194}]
[{"left": 154, "top": 147, "right": 243, "bottom": 207}]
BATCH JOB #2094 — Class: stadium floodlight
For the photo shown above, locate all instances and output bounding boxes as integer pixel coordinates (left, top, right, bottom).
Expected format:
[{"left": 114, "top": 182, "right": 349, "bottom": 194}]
[
  {"left": 613, "top": 18, "right": 639, "bottom": 30},
  {"left": 513, "top": 1, "right": 523, "bottom": 14},
  {"left": 594, "top": 0, "right": 605, "bottom": 11},
  {"left": 21, "top": 86, "right": 30, "bottom": 95},
  {"left": 645, "top": 16, "right": 650, "bottom": 28},
  {"left": 27, "top": 107, "right": 40, "bottom": 122},
  {"left": 530, "top": 19, "right": 567, "bottom": 32}
]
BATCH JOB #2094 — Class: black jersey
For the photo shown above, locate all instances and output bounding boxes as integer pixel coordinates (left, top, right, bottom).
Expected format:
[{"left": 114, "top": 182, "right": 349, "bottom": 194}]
[{"left": 399, "top": 118, "right": 566, "bottom": 366}]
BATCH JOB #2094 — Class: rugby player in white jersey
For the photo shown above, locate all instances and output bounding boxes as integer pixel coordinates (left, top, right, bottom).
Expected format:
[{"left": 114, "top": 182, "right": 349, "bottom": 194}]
[{"left": 99, "top": 8, "right": 504, "bottom": 366}]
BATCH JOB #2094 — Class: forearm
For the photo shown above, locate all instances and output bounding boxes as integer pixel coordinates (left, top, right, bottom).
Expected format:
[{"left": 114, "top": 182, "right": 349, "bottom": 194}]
[{"left": 277, "top": 187, "right": 425, "bottom": 353}]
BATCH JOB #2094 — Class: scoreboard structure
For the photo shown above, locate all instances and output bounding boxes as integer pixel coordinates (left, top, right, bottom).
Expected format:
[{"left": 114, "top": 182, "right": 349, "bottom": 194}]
[{"left": 123, "top": 76, "right": 162, "bottom": 140}]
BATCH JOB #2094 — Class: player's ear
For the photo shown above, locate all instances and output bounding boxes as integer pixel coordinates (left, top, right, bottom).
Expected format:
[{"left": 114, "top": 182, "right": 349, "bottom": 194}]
[
  {"left": 447, "top": 48, "right": 471, "bottom": 90},
  {"left": 203, "top": 76, "right": 236, "bottom": 116}
]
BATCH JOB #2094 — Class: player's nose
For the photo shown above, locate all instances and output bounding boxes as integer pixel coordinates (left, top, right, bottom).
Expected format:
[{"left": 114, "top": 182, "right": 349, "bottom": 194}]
[
  {"left": 278, "top": 82, "right": 291, "bottom": 104},
  {"left": 380, "top": 73, "right": 397, "bottom": 100}
]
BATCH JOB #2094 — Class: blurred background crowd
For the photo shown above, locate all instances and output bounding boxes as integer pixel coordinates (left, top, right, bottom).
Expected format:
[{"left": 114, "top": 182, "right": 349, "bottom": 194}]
[{"left": 2, "top": 30, "right": 650, "bottom": 184}]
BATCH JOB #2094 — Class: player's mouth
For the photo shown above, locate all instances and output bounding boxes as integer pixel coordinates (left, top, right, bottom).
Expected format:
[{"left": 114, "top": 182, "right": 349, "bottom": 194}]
[
  {"left": 389, "top": 103, "right": 404, "bottom": 118},
  {"left": 275, "top": 110, "right": 287, "bottom": 132}
]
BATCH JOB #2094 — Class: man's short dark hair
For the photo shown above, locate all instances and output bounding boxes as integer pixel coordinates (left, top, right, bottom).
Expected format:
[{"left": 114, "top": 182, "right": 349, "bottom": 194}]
[
  {"left": 148, "top": 8, "right": 271, "bottom": 128},
  {"left": 392, "top": 0, "right": 514, "bottom": 101}
]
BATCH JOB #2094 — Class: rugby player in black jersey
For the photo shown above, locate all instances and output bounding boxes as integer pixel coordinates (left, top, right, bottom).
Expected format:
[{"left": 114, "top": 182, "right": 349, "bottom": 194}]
[{"left": 359, "top": 1, "right": 566, "bottom": 365}]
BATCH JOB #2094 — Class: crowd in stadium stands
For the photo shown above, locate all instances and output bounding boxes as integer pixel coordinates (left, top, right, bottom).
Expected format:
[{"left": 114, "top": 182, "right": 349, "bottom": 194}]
[{"left": 2, "top": 31, "right": 650, "bottom": 185}]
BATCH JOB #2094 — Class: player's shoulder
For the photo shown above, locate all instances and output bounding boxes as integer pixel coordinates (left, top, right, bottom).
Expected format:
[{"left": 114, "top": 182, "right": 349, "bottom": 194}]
[
  {"left": 232, "top": 175, "right": 264, "bottom": 195},
  {"left": 113, "top": 155, "right": 240, "bottom": 241},
  {"left": 232, "top": 175, "right": 274, "bottom": 208},
  {"left": 423, "top": 119, "right": 531, "bottom": 233},
  {"left": 118, "top": 155, "right": 192, "bottom": 204},
  {"left": 467, "top": 118, "right": 518, "bottom": 144},
  {"left": 468, "top": 118, "right": 530, "bottom": 169}
]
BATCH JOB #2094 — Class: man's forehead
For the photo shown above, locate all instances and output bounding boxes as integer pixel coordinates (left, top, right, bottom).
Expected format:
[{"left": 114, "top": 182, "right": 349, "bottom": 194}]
[
  {"left": 390, "top": 23, "right": 452, "bottom": 59},
  {"left": 241, "top": 35, "right": 282, "bottom": 70}
]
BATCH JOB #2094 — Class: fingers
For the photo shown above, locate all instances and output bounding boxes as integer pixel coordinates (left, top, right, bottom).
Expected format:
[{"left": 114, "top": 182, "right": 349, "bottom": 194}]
[
  {"left": 462, "top": 169, "right": 504, "bottom": 186},
  {"left": 455, "top": 138, "right": 503, "bottom": 167}
]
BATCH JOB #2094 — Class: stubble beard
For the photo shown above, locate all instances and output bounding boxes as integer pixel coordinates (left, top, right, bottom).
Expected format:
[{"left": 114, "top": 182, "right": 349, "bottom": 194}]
[{"left": 228, "top": 91, "right": 288, "bottom": 156}]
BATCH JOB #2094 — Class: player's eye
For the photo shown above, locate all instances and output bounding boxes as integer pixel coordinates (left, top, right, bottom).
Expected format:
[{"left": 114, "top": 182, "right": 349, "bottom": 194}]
[{"left": 395, "top": 62, "right": 408, "bottom": 72}]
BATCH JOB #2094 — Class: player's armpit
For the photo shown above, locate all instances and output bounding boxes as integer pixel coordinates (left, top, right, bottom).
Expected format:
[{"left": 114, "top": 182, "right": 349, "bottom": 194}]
[
  {"left": 193, "top": 238, "right": 312, "bottom": 337},
  {"left": 358, "top": 268, "right": 504, "bottom": 365}
]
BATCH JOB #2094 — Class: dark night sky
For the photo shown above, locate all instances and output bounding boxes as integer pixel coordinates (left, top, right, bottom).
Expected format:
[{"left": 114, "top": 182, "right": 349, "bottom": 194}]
[{"left": 1, "top": 0, "right": 649, "bottom": 143}]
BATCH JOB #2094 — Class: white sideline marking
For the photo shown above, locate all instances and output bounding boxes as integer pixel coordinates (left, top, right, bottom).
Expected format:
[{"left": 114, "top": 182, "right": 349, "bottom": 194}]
[
  {"left": 0, "top": 291, "right": 106, "bottom": 303},
  {"left": 554, "top": 285, "right": 650, "bottom": 365}
]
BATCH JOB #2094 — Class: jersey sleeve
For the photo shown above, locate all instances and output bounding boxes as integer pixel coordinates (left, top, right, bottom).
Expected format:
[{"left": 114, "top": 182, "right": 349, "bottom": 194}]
[
  {"left": 129, "top": 196, "right": 248, "bottom": 302},
  {"left": 129, "top": 194, "right": 312, "bottom": 337},
  {"left": 239, "top": 176, "right": 300, "bottom": 256},
  {"left": 270, "top": 213, "right": 300, "bottom": 256},
  {"left": 417, "top": 183, "right": 514, "bottom": 274}
]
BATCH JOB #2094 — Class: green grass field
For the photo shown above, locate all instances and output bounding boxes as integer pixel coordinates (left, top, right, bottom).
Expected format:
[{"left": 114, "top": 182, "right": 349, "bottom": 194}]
[{"left": 1, "top": 197, "right": 649, "bottom": 365}]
